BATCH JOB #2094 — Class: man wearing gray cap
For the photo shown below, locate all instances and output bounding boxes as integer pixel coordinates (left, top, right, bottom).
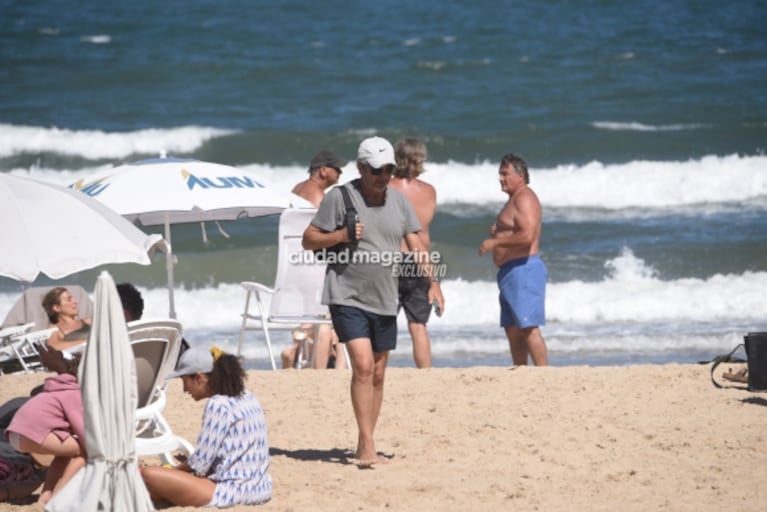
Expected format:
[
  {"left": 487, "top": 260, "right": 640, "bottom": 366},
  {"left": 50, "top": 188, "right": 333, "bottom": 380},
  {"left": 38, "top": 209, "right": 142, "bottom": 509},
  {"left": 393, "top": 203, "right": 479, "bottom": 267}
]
[
  {"left": 292, "top": 149, "right": 346, "bottom": 208},
  {"left": 303, "top": 136, "right": 445, "bottom": 467}
]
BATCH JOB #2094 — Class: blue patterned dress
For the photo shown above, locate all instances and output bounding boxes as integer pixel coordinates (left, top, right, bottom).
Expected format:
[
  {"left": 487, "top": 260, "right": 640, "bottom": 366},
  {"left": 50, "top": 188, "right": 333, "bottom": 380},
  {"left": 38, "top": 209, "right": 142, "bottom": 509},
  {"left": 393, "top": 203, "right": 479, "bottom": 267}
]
[{"left": 188, "top": 391, "right": 272, "bottom": 507}]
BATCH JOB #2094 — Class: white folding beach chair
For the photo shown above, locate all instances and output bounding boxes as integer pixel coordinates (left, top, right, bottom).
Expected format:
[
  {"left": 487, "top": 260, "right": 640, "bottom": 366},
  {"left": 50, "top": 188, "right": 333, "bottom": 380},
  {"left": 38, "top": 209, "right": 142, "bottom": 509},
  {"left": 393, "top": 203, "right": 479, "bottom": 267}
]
[
  {"left": 128, "top": 318, "right": 194, "bottom": 466},
  {"left": 238, "top": 208, "right": 350, "bottom": 370},
  {"left": 0, "top": 323, "right": 41, "bottom": 374}
]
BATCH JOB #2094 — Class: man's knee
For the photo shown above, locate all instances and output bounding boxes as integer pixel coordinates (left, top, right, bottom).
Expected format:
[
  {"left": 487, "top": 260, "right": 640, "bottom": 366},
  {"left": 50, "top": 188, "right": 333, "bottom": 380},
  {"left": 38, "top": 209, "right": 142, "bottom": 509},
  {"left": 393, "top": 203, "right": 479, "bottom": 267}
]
[{"left": 350, "top": 353, "right": 375, "bottom": 381}]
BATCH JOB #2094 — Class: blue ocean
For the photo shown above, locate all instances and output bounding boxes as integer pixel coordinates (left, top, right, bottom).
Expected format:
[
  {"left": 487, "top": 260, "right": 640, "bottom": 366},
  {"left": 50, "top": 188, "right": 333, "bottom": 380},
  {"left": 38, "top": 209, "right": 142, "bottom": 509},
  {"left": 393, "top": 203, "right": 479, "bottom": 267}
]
[{"left": 1, "top": 0, "right": 766, "bottom": 368}]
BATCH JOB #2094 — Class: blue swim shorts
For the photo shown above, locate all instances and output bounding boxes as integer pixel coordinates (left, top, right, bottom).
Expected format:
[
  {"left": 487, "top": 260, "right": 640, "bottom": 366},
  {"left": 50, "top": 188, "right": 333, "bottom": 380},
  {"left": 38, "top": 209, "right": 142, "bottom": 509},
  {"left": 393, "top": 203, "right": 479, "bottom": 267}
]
[
  {"left": 329, "top": 304, "right": 397, "bottom": 352},
  {"left": 497, "top": 255, "right": 547, "bottom": 329}
]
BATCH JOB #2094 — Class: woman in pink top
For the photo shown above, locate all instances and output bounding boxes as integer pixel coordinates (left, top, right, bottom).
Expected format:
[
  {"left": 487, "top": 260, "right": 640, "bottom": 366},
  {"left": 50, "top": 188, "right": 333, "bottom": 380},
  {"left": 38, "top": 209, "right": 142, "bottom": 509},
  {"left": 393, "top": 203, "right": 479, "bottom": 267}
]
[{"left": 5, "top": 355, "right": 85, "bottom": 505}]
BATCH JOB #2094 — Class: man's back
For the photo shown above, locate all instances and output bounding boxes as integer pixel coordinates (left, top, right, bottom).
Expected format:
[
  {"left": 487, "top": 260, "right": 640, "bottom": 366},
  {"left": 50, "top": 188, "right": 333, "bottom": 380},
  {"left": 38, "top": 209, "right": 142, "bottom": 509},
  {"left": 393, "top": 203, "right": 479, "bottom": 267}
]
[
  {"left": 389, "top": 177, "right": 436, "bottom": 250},
  {"left": 391, "top": 138, "right": 438, "bottom": 369},
  {"left": 291, "top": 180, "right": 325, "bottom": 208}
]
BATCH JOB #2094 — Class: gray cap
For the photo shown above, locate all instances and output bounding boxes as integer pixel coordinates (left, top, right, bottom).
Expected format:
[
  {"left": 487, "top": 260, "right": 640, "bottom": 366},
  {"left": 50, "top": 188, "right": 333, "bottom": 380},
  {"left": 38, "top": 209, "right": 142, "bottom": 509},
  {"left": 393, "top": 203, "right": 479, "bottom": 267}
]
[
  {"left": 166, "top": 347, "right": 213, "bottom": 378},
  {"left": 309, "top": 150, "right": 347, "bottom": 172}
]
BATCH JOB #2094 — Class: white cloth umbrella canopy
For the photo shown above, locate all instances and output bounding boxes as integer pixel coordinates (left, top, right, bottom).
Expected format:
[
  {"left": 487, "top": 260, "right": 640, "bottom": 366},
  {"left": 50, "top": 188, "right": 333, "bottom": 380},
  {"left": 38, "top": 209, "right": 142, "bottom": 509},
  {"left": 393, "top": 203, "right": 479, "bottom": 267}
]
[
  {"left": 0, "top": 174, "right": 166, "bottom": 282},
  {"left": 45, "top": 270, "right": 153, "bottom": 512},
  {"left": 70, "top": 156, "right": 296, "bottom": 318}
]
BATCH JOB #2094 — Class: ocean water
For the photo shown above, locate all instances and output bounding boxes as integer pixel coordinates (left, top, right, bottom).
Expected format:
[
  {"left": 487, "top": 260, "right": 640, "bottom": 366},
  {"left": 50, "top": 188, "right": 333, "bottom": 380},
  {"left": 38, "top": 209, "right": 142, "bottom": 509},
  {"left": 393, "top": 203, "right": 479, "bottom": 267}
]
[{"left": 1, "top": 0, "right": 766, "bottom": 368}]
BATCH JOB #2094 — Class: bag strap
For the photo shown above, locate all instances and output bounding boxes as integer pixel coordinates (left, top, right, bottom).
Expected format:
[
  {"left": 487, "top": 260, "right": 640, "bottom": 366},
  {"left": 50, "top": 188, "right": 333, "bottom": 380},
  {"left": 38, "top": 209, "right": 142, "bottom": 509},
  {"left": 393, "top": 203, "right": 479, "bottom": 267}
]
[
  {"left": 338, "top": 185, "right": 356, "bottom": 214},
  {"left": 702, "top": 343, "right": 746, "bottom": 388},
  {"left": 338, "top": 185, "right": 357, "bottom": 240}
]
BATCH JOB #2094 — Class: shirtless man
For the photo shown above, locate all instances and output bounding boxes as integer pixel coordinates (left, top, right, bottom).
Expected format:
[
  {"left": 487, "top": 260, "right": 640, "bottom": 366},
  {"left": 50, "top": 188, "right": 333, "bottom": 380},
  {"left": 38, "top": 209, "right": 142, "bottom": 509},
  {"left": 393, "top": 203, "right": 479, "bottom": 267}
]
[
  {"left": 283, "top": 150, "right": 348, "bottom": 369},
  {"left": 479, "top": 153, "right": 548, "bottom": 366},
  {"left": 389, "top": 138, "right": 438, "bottom": 368},
  {"left": 291, "top": 150, "right": 345, "bottom": 207}
]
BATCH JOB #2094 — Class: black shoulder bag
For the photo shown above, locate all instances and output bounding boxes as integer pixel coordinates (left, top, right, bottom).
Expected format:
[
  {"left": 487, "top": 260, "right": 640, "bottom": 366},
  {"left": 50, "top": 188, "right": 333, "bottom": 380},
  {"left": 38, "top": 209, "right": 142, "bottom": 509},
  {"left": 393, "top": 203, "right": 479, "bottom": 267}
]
[
  {"left": 314, "top": 185, "right": 358, "bottom": 263},
  {"left": 703, "top": 332, "right": 767, "bottom": 391}
]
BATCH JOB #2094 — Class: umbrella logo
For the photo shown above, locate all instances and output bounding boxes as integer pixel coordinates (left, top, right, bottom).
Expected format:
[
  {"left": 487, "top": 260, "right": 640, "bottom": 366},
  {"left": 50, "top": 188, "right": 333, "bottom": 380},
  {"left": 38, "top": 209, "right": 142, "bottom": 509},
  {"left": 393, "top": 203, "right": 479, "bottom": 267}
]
[
  {"left": 181, "top": 169, "right": 266, "bottom": 191},
  {"left": 70, "top": 177, "right": 109, "bottom": 197},
  {"left": 71, "top": 170, "right": 267, "bottom": 197}
]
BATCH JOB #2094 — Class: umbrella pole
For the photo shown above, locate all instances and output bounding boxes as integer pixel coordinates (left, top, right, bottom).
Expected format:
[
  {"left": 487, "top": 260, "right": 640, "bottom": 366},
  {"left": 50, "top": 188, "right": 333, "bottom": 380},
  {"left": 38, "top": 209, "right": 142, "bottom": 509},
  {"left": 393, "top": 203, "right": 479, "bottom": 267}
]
[{"left": 164, "top": 216, "right": 177, "bottom": 319}]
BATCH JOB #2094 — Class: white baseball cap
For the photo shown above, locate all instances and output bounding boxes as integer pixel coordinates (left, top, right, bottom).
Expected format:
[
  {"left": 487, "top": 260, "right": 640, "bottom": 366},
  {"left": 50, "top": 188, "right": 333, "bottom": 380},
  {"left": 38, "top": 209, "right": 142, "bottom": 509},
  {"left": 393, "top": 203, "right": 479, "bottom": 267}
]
[
  {"left": 166, "top": 347, "right": 213, "bottom": 378},
  {"left": 357, "top": 136, "right": 396, "bottom": 168}
]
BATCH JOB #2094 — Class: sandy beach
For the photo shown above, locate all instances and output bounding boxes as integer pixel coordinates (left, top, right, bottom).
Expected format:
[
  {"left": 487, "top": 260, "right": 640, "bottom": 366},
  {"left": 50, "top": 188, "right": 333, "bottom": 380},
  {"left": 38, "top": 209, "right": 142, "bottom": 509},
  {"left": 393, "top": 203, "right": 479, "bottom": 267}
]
[{"left": 1, "top": 364, "right": 764, "bottom": 511}]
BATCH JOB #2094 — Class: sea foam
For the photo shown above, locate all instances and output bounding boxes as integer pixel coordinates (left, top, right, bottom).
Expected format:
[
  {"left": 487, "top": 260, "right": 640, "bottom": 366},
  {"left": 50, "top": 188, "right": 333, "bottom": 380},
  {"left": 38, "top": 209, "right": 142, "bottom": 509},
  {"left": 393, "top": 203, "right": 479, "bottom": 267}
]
[{"left": 0, "top": 124, "right": 237, "bottom": 160}]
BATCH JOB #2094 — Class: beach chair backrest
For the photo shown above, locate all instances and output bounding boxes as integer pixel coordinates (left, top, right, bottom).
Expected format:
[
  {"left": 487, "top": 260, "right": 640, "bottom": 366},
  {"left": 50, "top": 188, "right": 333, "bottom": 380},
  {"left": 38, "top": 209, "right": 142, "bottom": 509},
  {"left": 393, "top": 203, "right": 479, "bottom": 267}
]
[
  {"left": 2, "top": 285, "right": 94, "bottom": 331},
  {"left": 270, "top": 208, "right": 329, "bottom": 321},
  {"left": 128, "top": 319, "right": 183, "bottom": 406}
]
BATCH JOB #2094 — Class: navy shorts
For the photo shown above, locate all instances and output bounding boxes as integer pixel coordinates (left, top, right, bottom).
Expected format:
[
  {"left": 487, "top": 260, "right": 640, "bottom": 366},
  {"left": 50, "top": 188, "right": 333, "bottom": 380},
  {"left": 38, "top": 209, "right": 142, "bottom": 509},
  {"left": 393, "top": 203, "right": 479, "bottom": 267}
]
[
  {"left": 398, "top": 274, "right": 432, "bottom": 324},
  {"left": 329, "top": 305, "right": 397, "bottom": 353}
]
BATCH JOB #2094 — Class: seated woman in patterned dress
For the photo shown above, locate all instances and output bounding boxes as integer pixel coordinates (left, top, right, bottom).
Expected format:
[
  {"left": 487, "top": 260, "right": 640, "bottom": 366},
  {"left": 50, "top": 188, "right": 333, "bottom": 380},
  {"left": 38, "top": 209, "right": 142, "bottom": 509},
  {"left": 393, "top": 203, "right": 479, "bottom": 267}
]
[{"left": 140, "top": 346, "right": 272, "bottom": 507}]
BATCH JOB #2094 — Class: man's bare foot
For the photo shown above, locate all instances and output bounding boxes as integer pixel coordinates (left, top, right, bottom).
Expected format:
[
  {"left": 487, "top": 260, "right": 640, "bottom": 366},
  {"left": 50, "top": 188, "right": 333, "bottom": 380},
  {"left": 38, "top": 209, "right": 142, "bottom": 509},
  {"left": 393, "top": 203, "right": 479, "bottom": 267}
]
[{"left": 356, "top": 450, "right": 389, "bottom": 468}]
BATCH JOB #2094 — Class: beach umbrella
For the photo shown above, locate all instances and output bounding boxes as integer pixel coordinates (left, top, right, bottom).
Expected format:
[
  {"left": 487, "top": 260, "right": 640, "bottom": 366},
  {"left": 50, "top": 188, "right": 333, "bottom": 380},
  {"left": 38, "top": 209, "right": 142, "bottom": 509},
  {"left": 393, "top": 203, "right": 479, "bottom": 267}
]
[
  {"left": 0, "top": 174, "right": 166, "bottom": 282},
  {"left": 70, "top": 156, "right": 297, "bottom": 318},
  {"left": 45, "top": 270, "right": 153, "bottom": 512}
]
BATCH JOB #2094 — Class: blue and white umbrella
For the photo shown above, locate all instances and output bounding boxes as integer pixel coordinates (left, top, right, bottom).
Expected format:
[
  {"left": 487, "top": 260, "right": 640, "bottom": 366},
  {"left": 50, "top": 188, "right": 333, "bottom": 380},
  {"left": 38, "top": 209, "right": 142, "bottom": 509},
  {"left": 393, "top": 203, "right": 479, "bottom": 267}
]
[{"left": 70, "top": 156, "right": 299, "bottom": 318}]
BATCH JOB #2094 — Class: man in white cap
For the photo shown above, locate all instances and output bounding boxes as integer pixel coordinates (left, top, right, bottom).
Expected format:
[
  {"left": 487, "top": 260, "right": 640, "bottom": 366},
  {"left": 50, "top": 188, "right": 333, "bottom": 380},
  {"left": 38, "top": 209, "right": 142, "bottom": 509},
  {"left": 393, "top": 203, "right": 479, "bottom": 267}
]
[{"left": 303, "top": 136, "right": 445, "bottom": 467}]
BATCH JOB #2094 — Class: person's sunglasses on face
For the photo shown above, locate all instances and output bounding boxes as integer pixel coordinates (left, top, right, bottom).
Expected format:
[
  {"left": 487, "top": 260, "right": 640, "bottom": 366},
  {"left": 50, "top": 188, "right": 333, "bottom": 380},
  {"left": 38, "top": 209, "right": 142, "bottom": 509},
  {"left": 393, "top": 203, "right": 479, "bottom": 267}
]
[{"left": 368, "top": 164, "right": 395, "bottom": 176}]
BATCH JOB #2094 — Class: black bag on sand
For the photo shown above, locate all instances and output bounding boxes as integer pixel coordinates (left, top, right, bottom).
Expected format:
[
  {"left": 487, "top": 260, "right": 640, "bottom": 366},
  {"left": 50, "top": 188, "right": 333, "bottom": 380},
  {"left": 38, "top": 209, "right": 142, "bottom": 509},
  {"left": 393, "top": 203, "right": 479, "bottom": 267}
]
[
  {"left": 744, "top": 332, "right": 767, "bottom": 391},
  {"left": 705, "top": 332, "right": 767, "bottom": 391}
]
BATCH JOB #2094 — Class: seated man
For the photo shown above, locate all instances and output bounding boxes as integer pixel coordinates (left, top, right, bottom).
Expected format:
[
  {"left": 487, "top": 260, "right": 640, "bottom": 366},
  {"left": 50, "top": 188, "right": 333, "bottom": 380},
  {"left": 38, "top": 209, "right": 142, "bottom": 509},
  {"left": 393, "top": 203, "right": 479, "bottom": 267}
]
[
  {"left": 280, "top": 149, "right": 349, "bottom": 371},
  {"left": 281, "top": 325, "right": 346, "bottom": 370}
]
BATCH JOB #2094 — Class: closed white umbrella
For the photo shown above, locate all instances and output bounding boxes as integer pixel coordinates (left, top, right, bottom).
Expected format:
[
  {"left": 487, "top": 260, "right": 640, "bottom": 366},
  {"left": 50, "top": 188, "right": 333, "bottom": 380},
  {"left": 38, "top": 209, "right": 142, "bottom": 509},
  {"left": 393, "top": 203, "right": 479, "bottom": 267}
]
[
  {"left": 0, "top": 174, "right": 166, "bottom": 282},
  {"left": 45, "top": 270, "right": 153, "bottom": 512},
  {"left": 70, "top": 156, "right": 296, "bottom": 318}
]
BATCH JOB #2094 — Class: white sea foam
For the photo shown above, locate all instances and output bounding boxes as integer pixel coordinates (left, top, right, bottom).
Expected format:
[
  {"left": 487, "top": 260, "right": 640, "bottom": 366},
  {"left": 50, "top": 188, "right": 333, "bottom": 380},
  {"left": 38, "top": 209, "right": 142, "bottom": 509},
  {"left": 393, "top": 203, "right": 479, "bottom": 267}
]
[
  {"left": 2, "top": 264, "right": 762, "bottom": 364},
  {"left": 80, "top": 34, "right": 112, "bottom": 44},
  {"left": 10, "top": 151, "right": 767, "bottom": 216},
  {"left": 592, "top": 121, "right": 707, "bottom": 131},
  {"left": 0, "top": 124, "right": 237, "bottom": 159},
  {"left": 247, "top": 154, "right": 767, "bottom": 211},
  {"left": 426, "top": 154, "right": 767, "bottom": 210},
  {"left": 3, "top": 253, "right": 759, "bottom": 337}
]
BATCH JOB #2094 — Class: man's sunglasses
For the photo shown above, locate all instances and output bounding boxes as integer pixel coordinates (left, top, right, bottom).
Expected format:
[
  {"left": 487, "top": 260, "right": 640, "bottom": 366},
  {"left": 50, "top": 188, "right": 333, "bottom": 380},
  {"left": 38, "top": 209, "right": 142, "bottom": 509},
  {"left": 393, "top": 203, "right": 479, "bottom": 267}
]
[{"left": 368, "top": 164, "right": 395, "bottom": 176}]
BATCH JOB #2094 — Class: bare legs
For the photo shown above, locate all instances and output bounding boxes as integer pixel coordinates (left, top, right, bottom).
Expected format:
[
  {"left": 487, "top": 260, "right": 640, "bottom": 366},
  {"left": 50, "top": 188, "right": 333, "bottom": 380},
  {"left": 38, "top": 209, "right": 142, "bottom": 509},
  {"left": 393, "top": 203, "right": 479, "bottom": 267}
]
[
  {"left": 505, "top": 326, "right": 547, "bottom": 366},
  {"left": 346, "top": 337, "right": 389, "bottom": 466},
  {"left": 141, "top": 466, "right": 216, "bottom": 507},
  {"left": 282, "top": 325, "right": 347, "bottom": 370},
  {"left": 407, "top": 321, "right": 432, "bottom": 368},
  {"left": 12, "top": 433, "right": 84, "bottom": 504},
  {"left": 312, "top": 324, "right": 347, "bottom": 370}
]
